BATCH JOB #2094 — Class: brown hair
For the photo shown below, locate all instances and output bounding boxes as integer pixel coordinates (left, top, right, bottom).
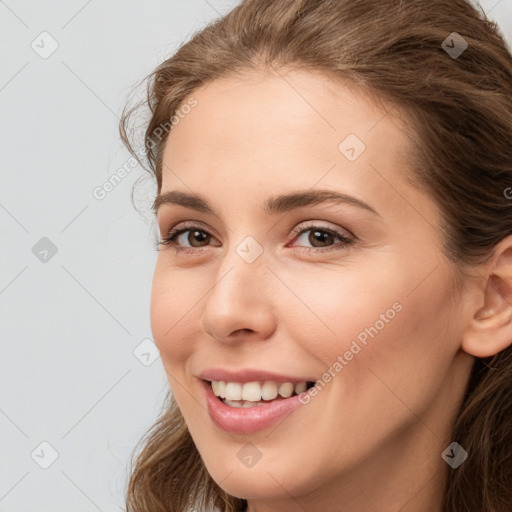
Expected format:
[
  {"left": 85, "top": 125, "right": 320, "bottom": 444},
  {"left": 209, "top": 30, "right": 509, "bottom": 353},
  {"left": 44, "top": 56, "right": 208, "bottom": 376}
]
[{"left": 120, "top": 1, "right": 512, "bottom": 510}]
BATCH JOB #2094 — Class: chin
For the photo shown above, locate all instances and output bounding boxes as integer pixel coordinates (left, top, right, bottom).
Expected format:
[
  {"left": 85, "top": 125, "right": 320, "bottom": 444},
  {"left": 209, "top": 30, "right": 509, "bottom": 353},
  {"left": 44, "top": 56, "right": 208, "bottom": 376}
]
[{"left": 205, "top": 459, "right": 316, "bottom": 502}]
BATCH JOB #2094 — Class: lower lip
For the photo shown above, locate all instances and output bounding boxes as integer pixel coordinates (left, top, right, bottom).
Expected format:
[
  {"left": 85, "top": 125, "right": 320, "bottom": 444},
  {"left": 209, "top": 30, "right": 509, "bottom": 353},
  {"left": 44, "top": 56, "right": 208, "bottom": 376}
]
[{"left": 200, "top": 379, "right": 307, "bottom": 434}]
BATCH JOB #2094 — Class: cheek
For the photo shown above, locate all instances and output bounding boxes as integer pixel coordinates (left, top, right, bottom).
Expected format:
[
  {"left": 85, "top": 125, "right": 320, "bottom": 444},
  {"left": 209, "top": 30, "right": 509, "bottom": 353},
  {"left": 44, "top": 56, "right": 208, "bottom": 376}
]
[
  {"left": 149, "top": 264, "right": 198, "bottom": 366},
  {"left": 328, "top": 266, "right": 462, "bottom": 428},
  {"left": 277, "top": 266, "right": 406, "bottom": 367},
  {"left": 283, "top": 259, "right": 461, "bottom": 414}
]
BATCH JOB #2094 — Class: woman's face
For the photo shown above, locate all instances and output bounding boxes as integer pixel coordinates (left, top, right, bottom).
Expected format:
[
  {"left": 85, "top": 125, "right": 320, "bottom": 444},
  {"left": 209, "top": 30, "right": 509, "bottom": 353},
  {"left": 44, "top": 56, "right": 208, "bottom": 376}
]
[{"left": 151, "top": 68, "right": 475, "bottom": 508}]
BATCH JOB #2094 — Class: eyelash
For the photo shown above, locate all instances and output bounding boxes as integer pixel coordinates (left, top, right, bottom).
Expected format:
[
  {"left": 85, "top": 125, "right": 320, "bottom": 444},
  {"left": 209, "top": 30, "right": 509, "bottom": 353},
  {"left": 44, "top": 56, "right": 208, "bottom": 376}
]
[{"left": 156, "top": 221, "right": 354, "bottom": 254}]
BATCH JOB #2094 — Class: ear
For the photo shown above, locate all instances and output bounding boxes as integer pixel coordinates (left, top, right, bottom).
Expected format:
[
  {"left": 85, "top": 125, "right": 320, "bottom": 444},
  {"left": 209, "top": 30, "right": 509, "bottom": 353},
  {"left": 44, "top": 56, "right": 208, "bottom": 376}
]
[{"left": 462, "top": 235, "right": 512, "bottom": 358}]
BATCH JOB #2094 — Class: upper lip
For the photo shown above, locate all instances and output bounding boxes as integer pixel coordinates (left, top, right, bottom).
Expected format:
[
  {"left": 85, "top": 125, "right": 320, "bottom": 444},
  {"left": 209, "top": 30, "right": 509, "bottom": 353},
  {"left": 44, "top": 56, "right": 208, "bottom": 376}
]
[{"left": 198, "top": 368, "right": 316, "bottom": 384}]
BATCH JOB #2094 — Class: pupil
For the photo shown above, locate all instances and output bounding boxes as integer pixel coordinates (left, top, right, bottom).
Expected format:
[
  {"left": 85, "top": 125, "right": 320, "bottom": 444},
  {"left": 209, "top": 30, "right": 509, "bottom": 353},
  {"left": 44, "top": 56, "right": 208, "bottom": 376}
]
[
  {"left": 310, "top": 230, "right": 332, "bottom": 247},
  {"left": 190, "top": 230, "right": 208, "bottom": 247}
]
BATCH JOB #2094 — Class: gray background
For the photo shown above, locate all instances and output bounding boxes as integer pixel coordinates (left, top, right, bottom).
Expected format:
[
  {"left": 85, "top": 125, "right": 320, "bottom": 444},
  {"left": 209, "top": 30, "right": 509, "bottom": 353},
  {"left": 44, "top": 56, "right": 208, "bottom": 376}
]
[{"left": 0, "top": 1, "right": 510, "bottom": 511}]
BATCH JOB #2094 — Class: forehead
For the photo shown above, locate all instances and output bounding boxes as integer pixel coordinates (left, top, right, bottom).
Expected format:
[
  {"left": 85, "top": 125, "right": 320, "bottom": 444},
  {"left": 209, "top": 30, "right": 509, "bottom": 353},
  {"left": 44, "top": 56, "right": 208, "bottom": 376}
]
[
  {"left": 160, "top": 68, "right": 438, "bottom": 229},
  {"left": 167, "top": 68, "right": 401, "bottom": 152},
  {"left": 164, "top": 68, "right": 410, "bottom": 176}
]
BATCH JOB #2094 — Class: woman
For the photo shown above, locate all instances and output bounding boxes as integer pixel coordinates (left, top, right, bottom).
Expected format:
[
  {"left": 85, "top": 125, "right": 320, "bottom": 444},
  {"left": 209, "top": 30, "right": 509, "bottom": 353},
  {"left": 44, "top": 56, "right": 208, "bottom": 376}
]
[{"left": 120, "top": 0, "right": 512, "bottom": 510}]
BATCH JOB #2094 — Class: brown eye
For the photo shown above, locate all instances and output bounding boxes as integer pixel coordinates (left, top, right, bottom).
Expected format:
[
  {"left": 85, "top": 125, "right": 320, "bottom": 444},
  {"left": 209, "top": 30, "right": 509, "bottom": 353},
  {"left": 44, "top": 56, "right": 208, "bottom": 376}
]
[
  {"left": 307, "top": 229, "right": 336, "bottom": 247},
  {"left": 290, "top": 225, "right": 354, "bottom": 252},
  {"left": 185, "top": 229, "right": 210, "bottom": 247},
  {"left": 160, "top": 228, "right": 212, "bottom": 248},
  {"left": 157, "top": 222, "right": 354, "bottom": 254},
  {"left": 158, "top": 223, "right": 221, "bottom": 253}
]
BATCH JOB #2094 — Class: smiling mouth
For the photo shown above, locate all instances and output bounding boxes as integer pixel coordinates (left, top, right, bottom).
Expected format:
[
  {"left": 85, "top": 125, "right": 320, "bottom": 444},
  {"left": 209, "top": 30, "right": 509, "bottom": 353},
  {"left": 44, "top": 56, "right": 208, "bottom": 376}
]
[{"left": 206, "top": 379, "right": 316, "bottom": 408}]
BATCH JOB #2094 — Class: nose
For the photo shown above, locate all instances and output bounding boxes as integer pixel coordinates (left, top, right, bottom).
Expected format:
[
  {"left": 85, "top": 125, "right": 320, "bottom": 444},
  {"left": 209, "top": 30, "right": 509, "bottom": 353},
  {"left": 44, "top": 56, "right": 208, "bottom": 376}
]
[{"left": 200, "top": 246, "right": 276, "bottom": 345}]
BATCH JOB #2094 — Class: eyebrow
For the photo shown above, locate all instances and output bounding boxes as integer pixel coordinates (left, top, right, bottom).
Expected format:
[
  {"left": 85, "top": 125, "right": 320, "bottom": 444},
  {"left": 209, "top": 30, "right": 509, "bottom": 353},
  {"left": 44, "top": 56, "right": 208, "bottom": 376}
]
[{"left": 153, "top": 189, "right": 380, "bottom": 217}]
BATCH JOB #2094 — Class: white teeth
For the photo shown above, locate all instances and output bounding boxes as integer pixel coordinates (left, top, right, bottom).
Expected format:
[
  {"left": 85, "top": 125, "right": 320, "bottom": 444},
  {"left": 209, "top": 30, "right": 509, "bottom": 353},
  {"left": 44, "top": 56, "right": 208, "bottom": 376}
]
[
  {"left": 261, "top": 381, "right": 278, "bottom": 400},
  {"left": 241, "top": 382, "right": 262, "bottom": 401},
  {"left": 225, "top": 382, "right": 242, "bottom": 401},
  {"left": 294, "top": 381, "right": 307, "bottom": 394},
  {"left": 211, "top": 380, "right": 220, "bottom": 396},
  {"left": 217, "top": 381, "right": 226, "bottom": 399},
  {"left": 224, "top": 399, "right": 266, "bottom": 408},
  {"left": 278, "top": 382, "right": 294, "bottom": 398},
  {"left": 210, "top": 379, "right": 309, "bottom": 402}
]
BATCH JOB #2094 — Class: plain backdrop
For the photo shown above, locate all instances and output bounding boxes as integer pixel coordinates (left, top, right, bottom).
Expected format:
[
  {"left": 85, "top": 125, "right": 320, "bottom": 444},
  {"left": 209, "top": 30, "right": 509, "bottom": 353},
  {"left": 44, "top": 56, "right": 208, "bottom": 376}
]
[{"left": 0, "top": 1, "right": 511, "bottom": 511}]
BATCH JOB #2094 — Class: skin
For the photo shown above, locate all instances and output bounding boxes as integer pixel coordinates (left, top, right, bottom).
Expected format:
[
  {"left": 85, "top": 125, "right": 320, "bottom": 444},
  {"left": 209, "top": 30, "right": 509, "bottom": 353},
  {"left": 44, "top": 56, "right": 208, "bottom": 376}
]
[{"left": 150, "top": 67, "right": 512, "bottom": 512}]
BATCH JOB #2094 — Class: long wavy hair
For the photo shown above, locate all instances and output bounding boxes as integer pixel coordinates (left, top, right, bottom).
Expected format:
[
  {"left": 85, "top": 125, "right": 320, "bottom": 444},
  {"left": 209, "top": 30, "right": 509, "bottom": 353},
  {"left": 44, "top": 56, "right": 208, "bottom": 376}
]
[{"left": 120, "top": 1, "right": 512, "bottom": 510}]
